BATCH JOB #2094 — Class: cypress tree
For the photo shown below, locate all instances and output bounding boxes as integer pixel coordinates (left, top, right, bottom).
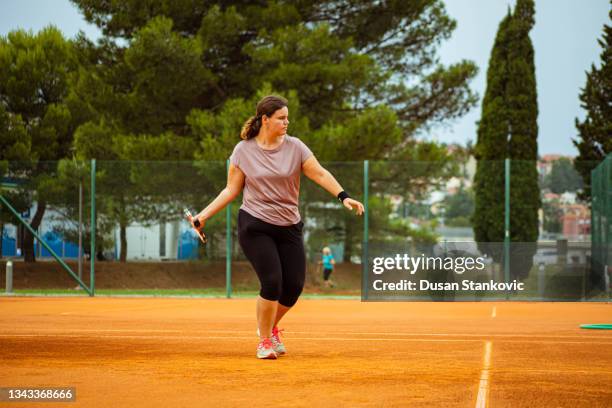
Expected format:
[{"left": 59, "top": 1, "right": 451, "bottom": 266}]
[
  {"left": 473, "top": 11, "right": 512, "bottom": 260},
  {"left": 474, "top": 0, "right": 539, "bottom": 280},
  {"left": 506, "top": 0, "right": 539, "bottom": 280},
  {"left": 573, "top": 7, "right": 611, "bottom": 201}
]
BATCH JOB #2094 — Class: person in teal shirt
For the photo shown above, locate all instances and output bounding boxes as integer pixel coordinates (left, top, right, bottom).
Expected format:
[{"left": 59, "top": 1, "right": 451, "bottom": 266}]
[{"left": 320, "top": 246, "right": 335, "bottom": 288}]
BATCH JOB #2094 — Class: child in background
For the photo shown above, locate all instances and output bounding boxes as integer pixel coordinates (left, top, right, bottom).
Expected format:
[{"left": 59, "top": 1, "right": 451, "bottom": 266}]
[{"left": 320, "top": 247, "right": 335, "bottom": 288}]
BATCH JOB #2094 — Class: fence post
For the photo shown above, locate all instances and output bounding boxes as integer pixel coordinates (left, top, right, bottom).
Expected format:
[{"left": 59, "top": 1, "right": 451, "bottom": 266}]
[
  {"left": 90, "top": 159, "right": 96, "bottom": 297},
  {"left": 362, "top": 160, "right": 369, "bottom": 300},
  {"left": 226, "top": 159, "right": 232, "bottom": 299},
  {"left": 5, "top": 260, "right": 12, "bottom": 293},
  {"left": 504, "top": 158, "right": 510, "bottom": 300},
  {"left": 78, "top": 180, "right": 83, "bottom": 281}
]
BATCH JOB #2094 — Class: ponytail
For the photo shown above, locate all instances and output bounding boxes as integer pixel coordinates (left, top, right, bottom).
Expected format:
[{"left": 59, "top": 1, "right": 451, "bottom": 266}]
[
  {"left": 240, "top": 115, "right": 262, "bottom": 140},
  {"left": 239, "top": 95, "right": 288, "bottom": 140}
]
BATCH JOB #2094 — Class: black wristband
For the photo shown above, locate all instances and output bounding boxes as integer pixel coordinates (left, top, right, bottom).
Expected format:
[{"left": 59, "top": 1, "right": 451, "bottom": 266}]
[
  {"left": 337, "top": 191, "right": 350, "bottom": 203},
  {"left": 193, "top": 218, "right": 201, "bottom": 228}
]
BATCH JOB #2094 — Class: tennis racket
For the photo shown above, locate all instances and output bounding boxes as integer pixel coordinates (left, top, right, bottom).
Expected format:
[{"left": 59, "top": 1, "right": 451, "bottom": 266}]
[{"left": 183, "top": 208, "right": 207, "bottom": 244}]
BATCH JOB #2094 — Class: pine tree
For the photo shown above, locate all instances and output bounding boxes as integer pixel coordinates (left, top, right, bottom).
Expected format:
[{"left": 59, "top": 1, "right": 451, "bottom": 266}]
[
  {"left": 68, "top": 0, "right": 481, "bottom": 261},
  {"left": 473, "top": 0, "right": 539, "bottom": 280},
  {"left": 0, "top": 27, "right": 78, "bottom": 262},
  {"left": 573, "top": 6, "right": 612, "bottom": 201}
]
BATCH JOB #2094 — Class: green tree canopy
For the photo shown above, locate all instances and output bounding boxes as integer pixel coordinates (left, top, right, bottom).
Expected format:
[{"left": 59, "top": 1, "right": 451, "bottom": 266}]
[
  {"left": 0, "top": 26, "right": 79, "bottom": 262},
  {"left": 70, "top": 0, "right": 478, "bottom": 155},
  {"left": 64, "top": 0, "right": 481, "bottom": 261},
  {"left": 543, "top": 157, "right": 583, "bottom": 194},
  {"left": 443, "top": 188, "right": 474, "bottom": 226},
  {"left": 573, "top": 6, "right": 611, "bottom": 201}
]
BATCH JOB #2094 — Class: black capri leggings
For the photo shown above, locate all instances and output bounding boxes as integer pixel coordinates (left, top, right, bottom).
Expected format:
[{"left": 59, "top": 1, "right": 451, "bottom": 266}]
[{"left": 237, "top": 209, "right": 306, "bottom": 307}]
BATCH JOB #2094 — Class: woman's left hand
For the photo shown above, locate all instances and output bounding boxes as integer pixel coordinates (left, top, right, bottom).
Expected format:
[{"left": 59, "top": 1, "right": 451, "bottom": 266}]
[{"left": 342, "top": 198, "right": 365, "bottom": 215}]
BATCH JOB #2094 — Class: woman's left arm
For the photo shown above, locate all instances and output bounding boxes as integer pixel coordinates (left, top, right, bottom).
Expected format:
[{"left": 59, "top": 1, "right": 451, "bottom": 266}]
[{"left": 302, "top": 156, "right": 364, "bottom": 215}]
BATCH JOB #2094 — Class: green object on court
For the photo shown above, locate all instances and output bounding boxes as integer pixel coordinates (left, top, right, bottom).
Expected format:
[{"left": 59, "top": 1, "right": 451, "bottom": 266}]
[{"left": 579, "top": 324, "right": 612, "bottom": 330}]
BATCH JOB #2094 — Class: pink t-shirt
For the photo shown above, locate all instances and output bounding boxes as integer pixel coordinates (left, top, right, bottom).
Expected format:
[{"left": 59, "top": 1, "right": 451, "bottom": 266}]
[{"left": 230, "top": 135, "right": 314, "bottom": 226}]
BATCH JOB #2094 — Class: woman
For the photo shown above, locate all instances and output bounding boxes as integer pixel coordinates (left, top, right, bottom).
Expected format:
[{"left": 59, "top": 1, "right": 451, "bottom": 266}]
[{"left": 190, "top": 95, "right": 364, "bottom": 359}]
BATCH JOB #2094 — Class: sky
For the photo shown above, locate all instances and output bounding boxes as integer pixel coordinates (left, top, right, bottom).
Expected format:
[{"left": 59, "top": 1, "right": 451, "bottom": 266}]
[
  {"left": 437, "top": 0, "right": 609, "bottom": 156},
  {"left": 0, "top": 0, "right": 609, "bottom": 156}
]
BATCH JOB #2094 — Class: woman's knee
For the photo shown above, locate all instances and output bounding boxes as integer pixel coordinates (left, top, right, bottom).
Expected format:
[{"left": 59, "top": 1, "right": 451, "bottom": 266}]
[
  {"left": 279, "top": 280, "right": 304, "bottom": 307},
  {"left": 278, "top": 292, "right": 301, "bottom": 307},
  {"left": 260, "top": 280, "right": 282, "bottom": 301}
]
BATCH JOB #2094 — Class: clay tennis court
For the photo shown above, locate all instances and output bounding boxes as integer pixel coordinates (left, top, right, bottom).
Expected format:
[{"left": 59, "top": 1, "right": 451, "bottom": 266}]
[{"left": 0, "top": 298, "right": 610, "bottom": 407}]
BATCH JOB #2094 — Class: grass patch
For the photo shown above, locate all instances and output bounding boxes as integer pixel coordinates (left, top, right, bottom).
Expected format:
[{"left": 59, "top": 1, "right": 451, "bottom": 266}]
[
  {"left": 4, "top": 288, "right": 252, "bottom": 297},
  {"left": 2, "top": 288, "right": 360, "bottom": 299}
]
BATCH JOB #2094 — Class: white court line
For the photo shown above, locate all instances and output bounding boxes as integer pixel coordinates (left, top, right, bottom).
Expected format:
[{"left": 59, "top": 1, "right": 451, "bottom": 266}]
[
  {"left": 0, "top": 328, "right": 183, "bottom": 333},
  {"left": 475, "top": 341, "right": 492, "bottom": 408},
  {"left": 0, "top": 334, "right": 479, "bottom": 342},
  {"left": 59, "top": 305, "right": 189, "bottom": 315},
  {"left": 0, "top": 334, "right": 611, "bottom": 345},
  {"left": 491, "top": 306, "right": 496, "bottom": 318},
  {"left": 0, "top": 328, "right": 610, "bottom": 340}
]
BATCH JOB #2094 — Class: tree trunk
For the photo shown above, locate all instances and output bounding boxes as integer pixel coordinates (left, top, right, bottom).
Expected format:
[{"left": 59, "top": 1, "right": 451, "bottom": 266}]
[
  {"left": 118, "top": 195, "right": 128, "bottom": 263},
  {"left": 119, "top": 219, "right": 127, "bottom": 263},
  {"left": 24, "top": 200, "right": 46, "bottom": 263},
  {"left": 0, "top": 220, "right": 4, "bottom": 259}
]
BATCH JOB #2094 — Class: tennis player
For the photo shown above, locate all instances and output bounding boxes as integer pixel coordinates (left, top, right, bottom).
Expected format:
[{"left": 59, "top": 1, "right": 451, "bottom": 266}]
[{"left": 191, "top": 95, "right": 364, "bottom": 359}]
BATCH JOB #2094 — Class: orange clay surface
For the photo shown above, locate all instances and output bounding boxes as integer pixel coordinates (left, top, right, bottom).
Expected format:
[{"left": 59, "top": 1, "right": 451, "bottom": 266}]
[{"left": 0, "top": 298, "right": 610, "bottom": 407}]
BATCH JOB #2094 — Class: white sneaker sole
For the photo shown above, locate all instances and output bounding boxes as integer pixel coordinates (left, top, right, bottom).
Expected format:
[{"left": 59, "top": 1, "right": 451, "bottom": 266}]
[
  {"left": 257, "top": 328, "right": 287, "bottom": 356},
  {"left": 257, "top": 351, "right": 278, "bottom": 360}
]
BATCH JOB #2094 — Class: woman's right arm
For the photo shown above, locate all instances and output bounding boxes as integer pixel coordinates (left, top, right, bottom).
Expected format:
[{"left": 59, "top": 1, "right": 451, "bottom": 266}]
[{"left": 194, "top": 163, "right": 245, "bottom": 225}]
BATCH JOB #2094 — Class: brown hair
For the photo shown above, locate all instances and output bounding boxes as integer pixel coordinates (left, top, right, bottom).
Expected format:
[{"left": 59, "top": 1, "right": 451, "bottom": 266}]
[{"left": 240, "top": 95, "right": 288, "bottom": 140}]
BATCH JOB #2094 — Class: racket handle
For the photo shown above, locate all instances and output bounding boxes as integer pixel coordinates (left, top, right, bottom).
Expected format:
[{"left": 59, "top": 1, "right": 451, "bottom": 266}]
[
  {"left": 184, "top": 209, "right": 206, "bottom": 243},
  {"left": 193, "top": 217, "right": 201, "bottom": 228}
]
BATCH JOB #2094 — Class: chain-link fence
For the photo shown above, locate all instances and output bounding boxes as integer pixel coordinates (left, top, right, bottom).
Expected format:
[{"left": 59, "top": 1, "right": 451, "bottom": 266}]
[
  {"left": 0, "top": 157, "right": 608, "bottom": 301},
  {"left": 591, "top": 154, "right": 612, "bottom": 299}
]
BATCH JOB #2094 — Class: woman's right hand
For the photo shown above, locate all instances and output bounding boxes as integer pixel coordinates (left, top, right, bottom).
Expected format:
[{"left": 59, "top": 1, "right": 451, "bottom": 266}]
[
  {"left": 190, "top": 214, "right": 207, "bottom": 243},
  {"left": 193, "top": 214, "right": 206, "bottom": 229}
]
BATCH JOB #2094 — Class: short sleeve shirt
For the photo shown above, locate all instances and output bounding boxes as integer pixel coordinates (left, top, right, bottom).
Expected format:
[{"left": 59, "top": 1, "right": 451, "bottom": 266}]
[
  {"left": 229, "top": 135, "right": 313, "bottom": 226},
  {"left": 322, "top": 254, "right": 334, "bottom": 269}
]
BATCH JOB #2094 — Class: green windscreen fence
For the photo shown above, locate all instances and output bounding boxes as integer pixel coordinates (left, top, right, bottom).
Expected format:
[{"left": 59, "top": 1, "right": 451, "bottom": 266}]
[
  {"left": 590, "top": 154, "right": 611, "bottom": 299},
  {"left": 94, "top": 160, "right": 230, "bottom": 296},
  {"left": 0, "top": 158, "right": 609, "bottom": 301}
]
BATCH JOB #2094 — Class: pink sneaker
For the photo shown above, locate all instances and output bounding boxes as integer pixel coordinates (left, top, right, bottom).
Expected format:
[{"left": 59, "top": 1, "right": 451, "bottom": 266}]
[
  {"left": 271, "top": 327, "right": 287, "bottom": 356},
  {"left": 256, "top": 338, "right": 277, "bottom": 359}
]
